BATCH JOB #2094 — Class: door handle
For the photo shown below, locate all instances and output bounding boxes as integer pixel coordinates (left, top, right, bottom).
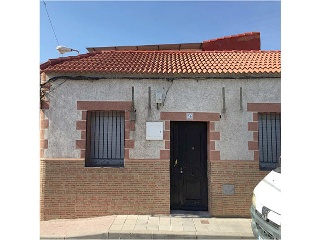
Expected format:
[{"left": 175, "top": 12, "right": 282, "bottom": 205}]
[
  {"left": 174, "top": 159, "right": 178, "bottom": 167},
  {"left": 180, "top": 167, "right": 183, "bottom": 174}
]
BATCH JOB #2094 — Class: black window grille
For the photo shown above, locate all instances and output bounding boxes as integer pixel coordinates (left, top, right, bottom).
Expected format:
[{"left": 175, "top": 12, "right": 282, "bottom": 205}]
[
  {"left": 86, "top": 111, "right": 124, "bottom": 167},
  {"left": 258, "top": 112, "right": 281, "bottom": 170}
]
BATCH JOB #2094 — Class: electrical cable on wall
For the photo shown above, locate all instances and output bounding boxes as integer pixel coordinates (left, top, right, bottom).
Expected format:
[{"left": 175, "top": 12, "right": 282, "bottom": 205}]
[
  {"left": 39, "top": 74, "right": 275, "bottom": 103},
  {"left": 162, "top": 80, "right": 174, "bottom": 106}
]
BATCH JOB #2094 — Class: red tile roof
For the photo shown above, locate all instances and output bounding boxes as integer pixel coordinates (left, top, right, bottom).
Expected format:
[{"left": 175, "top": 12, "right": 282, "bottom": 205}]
[{"left": 41, "top": 50, "right": 280, "bottom": 77}]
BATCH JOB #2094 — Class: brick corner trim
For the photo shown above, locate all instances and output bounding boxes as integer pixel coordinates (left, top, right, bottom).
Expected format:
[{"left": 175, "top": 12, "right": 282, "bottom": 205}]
[
  {"left": 160, "top": 111, "right": 221, "bottom": 161},
  {"left": 40, "top": 110, "right": 49, "bottom": 158},
  {"left": 40, "top": 101, "right": 50, "bottom": 110},
  {"left": 247, "top": 103, "right": 281, "bottom": 112},
  {"left": 247, "top": 102, "right": 281, "bottom": 161},
  {"left": 77, "top": 101, "right": 132, "bottom": 111},
  {"left": 76, "top": 100, "right": 134, "bottom": 159}
]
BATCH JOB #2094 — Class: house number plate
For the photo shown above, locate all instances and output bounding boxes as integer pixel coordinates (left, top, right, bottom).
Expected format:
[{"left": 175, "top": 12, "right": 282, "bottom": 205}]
[{"left": 186, "top": 113, "right": 193, "bottom": 120}]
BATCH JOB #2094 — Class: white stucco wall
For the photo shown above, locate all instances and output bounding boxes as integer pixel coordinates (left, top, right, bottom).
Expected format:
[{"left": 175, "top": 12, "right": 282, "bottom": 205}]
[{"left": 43, "top": 76, "right": 280, "bottom": 160}]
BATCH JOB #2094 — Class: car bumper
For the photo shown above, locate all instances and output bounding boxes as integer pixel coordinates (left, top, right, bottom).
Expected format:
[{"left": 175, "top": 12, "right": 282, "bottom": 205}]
[{"left": 250, "top": 205, "right": 281, "bottom": 239}]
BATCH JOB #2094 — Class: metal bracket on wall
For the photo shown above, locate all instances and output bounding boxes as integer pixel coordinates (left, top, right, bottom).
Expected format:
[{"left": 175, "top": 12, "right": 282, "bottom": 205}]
[
  {"left": 221, "top": 87, "right": 226, "bottom": 113},
  {"left": 130, "top": 86, "right": 136, "bottom": 121},
  {"left": 148, "top": 86, "right": 151, "bottom": 110},
  {"left": 240, "top": 87, "right": 243, "bottom": 111}
]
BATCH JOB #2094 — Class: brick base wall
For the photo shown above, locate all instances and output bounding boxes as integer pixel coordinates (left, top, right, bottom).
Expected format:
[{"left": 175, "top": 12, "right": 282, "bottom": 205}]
[
  {"left": 40, "top": 158, "right": 268, "bottom": 220},
  {"left": 40, "top": 159, "right": 170, "bottom": 220},
  {"left": 209, "top": 160, "right": 268, "bottom": 217}
]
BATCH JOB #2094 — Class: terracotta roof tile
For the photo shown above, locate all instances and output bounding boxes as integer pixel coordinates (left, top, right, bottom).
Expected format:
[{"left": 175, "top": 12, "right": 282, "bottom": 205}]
[{"left": 40, "top": 50, "right": 280, "bottom": 76}]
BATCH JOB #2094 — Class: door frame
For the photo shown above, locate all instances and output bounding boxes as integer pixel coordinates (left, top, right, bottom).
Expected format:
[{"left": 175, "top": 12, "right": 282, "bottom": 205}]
[
  {"left": 170, "top": 121, "right": 208, "bottom": 211},
  {"left": 160, "top": 111, "right": 221, "bottom": 214}
]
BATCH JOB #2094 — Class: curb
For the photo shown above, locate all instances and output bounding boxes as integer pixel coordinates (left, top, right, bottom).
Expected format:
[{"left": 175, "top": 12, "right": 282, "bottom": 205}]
[{"left": 41, "top": 231, "right": 255, "bottom": 239}]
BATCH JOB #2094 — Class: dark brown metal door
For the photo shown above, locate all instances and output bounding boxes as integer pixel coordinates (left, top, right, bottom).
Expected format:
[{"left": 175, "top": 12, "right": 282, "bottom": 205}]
[{"left": 170, "top": 121, "right": 208, "bottom": 211}]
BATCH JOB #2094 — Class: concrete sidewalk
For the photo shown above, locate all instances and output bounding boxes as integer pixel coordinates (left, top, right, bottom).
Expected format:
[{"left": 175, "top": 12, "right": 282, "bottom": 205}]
[{"left": 40, "top": 211, "right": 254, "bottom": 239}]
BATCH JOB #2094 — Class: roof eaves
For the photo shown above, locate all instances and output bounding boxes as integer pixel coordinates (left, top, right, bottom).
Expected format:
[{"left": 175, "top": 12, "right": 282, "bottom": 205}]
[
  {"left": 40, "top": 51, "right": 103, "bottom": 72},
  {"left": 42, "top": 70, "right": 281, "bottom": 80}
]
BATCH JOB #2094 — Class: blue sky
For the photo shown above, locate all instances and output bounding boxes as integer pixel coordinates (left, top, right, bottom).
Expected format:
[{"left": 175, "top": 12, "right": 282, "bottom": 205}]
[{"left": 40, "top": 1, "right": 281, "bottom": 63}]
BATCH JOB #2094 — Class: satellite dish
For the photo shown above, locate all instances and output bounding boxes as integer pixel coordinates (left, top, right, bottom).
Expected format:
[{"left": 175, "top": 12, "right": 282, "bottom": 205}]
[{"left": 56, "top": 46, "right": 79, "bottom": 54}]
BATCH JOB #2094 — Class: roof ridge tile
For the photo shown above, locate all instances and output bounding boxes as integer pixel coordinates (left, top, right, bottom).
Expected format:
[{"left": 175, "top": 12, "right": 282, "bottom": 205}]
[{"left": 203, "top": 32, "right": 260, "bottom": 42}]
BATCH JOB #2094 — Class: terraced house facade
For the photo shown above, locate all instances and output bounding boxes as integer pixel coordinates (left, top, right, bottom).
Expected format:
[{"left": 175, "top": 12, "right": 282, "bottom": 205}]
[{"left": 40, "top": 32, "right": 281, "bottom": 220}]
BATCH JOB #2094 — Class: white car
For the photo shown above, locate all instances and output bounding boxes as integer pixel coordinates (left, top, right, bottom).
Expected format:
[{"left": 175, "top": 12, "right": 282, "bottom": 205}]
[{"left": 250, "top": 160, "right": 281, "bottom": 239}]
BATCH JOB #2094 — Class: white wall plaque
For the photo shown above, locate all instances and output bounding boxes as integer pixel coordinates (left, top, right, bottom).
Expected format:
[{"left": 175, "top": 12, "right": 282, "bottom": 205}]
[{"left": 146, "top": 122, "right": 163, "bottom": 140}]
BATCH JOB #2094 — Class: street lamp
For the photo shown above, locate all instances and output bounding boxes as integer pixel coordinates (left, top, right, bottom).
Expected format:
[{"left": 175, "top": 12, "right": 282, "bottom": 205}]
[{"left": 56, "top": 45, "right": 79, "bottom": 55}]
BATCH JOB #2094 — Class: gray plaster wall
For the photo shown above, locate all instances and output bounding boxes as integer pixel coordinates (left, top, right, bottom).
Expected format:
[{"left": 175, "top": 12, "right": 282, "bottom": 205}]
[{"left": 43, "top": 77, "right": 280, "bottom": 160}]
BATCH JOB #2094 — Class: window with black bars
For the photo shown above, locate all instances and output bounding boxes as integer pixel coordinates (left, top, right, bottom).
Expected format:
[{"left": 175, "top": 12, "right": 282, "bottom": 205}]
[
  {"left": 86, "top": 111, "right": 124, "bottom": 167},
  {"left": 258, "top": 112, "right": 281, "bottom": 170}
]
